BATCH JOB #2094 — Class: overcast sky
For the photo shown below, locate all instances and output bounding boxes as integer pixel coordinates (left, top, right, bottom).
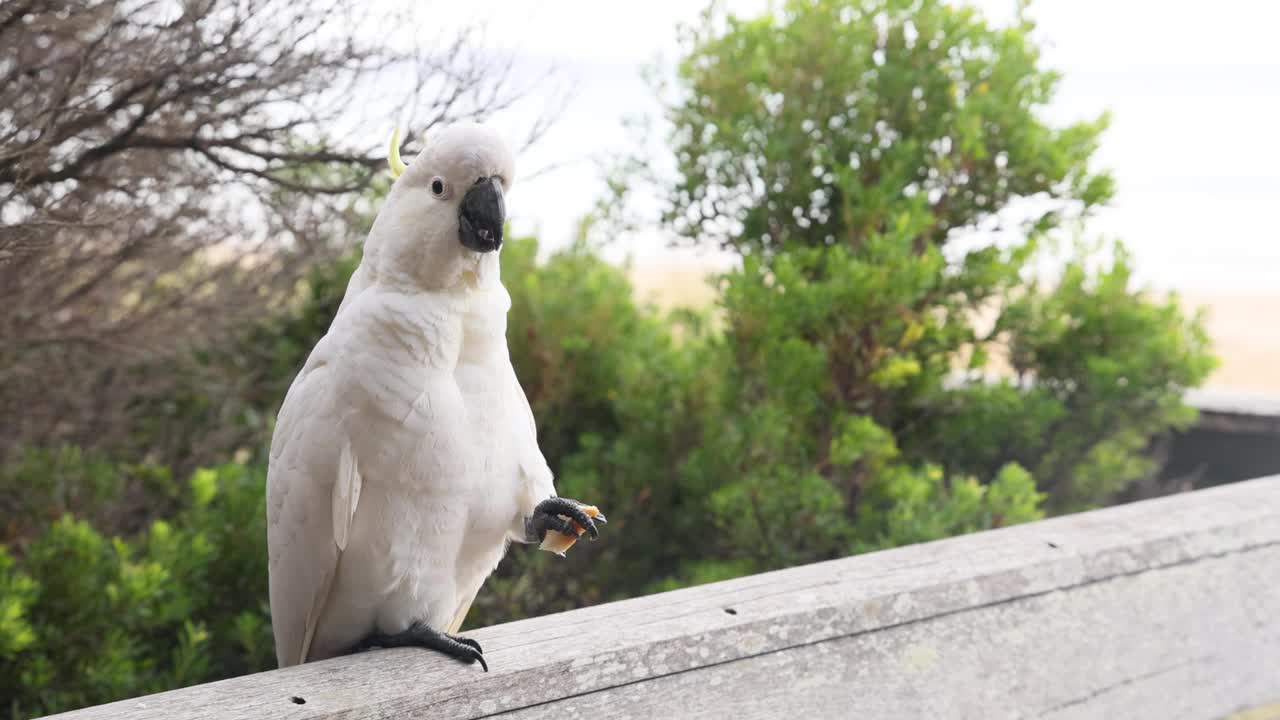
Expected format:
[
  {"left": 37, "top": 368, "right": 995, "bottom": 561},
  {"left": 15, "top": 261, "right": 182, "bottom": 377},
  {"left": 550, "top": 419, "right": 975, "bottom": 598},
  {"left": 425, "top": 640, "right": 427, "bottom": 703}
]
[{"left": 410, "top": 0, "right": 1280, "bottom": 293}]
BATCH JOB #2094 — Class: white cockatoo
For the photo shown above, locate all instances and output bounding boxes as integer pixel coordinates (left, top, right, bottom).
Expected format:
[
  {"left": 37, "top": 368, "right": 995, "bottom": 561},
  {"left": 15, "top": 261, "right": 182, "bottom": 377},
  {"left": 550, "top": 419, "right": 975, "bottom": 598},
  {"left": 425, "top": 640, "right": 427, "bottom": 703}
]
[{"left": 266, "top": 122, "right": 605, "bottom": 672}]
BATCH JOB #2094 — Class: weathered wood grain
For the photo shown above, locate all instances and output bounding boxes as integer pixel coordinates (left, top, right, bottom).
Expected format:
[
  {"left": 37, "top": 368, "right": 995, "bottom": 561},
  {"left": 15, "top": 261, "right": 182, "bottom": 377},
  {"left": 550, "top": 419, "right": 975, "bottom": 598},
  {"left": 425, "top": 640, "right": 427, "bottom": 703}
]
[{"left": 43, "top": 475, "right": 1280, "bottom": 720}]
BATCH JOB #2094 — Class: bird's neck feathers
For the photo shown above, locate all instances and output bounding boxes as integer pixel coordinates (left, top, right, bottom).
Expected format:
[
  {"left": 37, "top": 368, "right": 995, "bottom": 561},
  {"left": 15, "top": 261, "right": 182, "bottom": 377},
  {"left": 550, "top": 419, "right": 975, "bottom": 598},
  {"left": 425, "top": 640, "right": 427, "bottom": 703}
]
[
  {"left": 376, "top": 246, "right": 501, "bottom": 295},
  {"left": 353, "top": 241, "right": 509, "bottom": 327},
  {"left": 361, "top": 208, "right": 504, "bottom": 300}
]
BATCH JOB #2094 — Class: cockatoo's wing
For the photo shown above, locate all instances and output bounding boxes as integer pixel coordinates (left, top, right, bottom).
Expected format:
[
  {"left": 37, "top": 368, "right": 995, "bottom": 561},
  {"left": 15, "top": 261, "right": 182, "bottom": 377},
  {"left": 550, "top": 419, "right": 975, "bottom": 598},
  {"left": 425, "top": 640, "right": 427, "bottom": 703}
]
[{"left": 267, "top": 354, "right": 363, "bottom": 668}]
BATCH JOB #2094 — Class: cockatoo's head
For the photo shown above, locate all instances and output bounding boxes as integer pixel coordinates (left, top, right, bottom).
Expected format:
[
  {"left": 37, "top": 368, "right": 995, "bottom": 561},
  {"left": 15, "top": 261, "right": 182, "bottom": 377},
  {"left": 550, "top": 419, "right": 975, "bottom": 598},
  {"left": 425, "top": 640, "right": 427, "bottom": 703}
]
[{"left": 368, "top": 122, "right": 515, "bottom": 292}]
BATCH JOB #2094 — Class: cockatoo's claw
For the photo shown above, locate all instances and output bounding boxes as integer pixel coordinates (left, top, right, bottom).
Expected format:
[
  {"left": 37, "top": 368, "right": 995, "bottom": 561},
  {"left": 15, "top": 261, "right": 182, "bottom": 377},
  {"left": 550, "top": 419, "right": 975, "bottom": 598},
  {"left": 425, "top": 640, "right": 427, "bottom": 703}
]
[
  {"left": 459, "top": 646, "right": 488, "bottom": 672},
  {"left": 346, "top": 622, "right": 488, "bottom": 672},
  {"left": 453, "top": 641, "right": 488, "bottom": 672},
  {"left": 532, "top": 497, "right": 601, "bottom": 540},
  {"left": 525, "top": 510, "right": 574, "bottom": 544},
  {"left": 450, "top": 634, "right": 483, "bottom": 655}
]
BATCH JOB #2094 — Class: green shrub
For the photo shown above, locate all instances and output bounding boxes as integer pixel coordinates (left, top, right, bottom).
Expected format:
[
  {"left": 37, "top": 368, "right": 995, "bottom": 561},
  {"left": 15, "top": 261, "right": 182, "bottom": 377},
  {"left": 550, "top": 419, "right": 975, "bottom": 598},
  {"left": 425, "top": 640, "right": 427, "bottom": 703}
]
[
  {"left": 0, "top": 462, "right": 271, "bottom": 718},
  {"left": 660, "top": 0, "right": 1113, "bottom": 254},
  {"left": 590, "top": 0, "right": 1214, "bottom": 584},
  {"left": 0, "top": 447, "right": 179, "bottom": 548}
]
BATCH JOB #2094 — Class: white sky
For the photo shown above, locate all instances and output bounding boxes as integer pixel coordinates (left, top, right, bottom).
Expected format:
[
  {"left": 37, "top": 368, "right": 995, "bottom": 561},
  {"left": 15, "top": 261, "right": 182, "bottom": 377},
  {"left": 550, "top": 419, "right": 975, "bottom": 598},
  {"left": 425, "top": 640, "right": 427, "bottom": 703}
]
[{"left": 406, "top": 0, "right": 1280, "bottom": 293}]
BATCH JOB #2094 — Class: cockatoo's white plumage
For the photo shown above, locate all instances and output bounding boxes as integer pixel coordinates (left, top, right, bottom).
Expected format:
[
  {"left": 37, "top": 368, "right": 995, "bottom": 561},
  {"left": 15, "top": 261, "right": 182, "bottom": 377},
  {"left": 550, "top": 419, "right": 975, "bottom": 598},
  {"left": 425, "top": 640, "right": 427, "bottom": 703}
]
[{"left": 266, "top": 123, "right": 600, "bottom": 670}]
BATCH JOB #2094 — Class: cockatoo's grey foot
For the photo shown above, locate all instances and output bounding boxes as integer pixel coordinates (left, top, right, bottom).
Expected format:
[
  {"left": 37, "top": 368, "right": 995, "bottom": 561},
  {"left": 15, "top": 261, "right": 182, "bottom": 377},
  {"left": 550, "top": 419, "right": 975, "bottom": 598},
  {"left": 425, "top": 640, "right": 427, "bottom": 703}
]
[
  {"left": 347, "top": 622, "right": 487, "bottom": 672},
  {"left": 524, "top": 496, "right": 606, "bottom": 543}
]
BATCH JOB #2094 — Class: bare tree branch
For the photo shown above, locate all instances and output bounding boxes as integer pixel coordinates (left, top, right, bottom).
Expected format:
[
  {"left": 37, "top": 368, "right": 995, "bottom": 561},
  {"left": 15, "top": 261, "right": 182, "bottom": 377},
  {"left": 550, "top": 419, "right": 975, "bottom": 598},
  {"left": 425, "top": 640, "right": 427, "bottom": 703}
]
[{"left": 0, "top": 0, "right": 556, "bottom": 468}]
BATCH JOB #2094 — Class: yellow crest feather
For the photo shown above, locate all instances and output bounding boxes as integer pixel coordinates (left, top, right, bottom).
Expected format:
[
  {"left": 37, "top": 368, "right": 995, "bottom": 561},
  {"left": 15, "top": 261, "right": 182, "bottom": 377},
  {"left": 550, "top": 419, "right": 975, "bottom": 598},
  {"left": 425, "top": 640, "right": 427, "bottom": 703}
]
[{"left": 388, "top": 128, "right": 407, "bottom": 179}]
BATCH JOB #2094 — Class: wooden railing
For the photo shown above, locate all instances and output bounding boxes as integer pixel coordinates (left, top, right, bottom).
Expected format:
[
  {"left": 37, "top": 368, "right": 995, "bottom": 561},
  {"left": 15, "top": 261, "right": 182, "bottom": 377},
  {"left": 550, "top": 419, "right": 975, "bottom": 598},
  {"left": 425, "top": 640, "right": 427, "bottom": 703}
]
[{"left": 47, "top": 475, "right": 1280, "bottom": 720}]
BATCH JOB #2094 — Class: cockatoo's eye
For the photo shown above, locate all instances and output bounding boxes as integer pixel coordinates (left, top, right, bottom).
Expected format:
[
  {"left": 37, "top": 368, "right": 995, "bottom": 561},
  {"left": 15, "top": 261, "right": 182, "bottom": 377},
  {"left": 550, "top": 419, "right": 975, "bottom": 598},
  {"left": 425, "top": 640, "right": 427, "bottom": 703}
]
[{"left": 430, "top": 177, "right": 447, "bottom": 198}]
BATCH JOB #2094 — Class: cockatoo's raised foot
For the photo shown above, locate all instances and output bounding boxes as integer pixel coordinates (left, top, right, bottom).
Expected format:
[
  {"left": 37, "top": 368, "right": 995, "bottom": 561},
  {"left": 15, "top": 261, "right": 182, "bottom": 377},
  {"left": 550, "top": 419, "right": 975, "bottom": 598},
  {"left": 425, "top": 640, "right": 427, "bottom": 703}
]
[
  {"left": 347, "top": 622, "right": 487, "bottom": 672},
  {"left": 525, "top": 497, "right": 606, "bottom": 554}
]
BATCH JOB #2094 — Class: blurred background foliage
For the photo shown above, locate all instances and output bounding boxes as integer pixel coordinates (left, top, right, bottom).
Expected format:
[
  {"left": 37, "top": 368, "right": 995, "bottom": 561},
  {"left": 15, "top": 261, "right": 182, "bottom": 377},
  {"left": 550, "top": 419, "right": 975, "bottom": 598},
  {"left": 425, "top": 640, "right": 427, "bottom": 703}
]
[{"left": 0, "top": 0, "right": 1215, "bottom": 716}]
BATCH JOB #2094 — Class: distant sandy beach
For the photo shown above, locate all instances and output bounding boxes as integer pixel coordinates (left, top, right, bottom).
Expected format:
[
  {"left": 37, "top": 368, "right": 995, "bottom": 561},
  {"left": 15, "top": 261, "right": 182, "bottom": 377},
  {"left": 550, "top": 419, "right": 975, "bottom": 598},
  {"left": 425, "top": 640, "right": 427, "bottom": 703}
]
[{"left": 1179, "top": 290, "right": 1280, "bottom": 393}]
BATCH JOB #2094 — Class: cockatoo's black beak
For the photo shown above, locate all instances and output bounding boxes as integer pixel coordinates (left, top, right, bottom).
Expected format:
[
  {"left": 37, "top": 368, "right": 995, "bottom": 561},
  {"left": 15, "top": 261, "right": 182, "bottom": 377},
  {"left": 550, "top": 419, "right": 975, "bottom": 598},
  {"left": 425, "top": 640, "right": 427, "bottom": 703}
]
[{"left": 458, "top": 176, "right": 505, "bottom": 253}]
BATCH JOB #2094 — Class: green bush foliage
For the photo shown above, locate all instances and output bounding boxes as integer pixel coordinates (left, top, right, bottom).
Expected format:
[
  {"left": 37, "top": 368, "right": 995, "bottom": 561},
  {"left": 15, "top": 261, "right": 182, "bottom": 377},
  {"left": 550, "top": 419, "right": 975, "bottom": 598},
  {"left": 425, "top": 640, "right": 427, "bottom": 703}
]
[
  {"left": 0, "top": 462, "right": 271, "bottom": 718},
  {"left": 0, "top": 0, "right": 1216, "bottom": 715},
  {"left": 662, "top": 0, "right": 1113, "bottom": 253}
]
